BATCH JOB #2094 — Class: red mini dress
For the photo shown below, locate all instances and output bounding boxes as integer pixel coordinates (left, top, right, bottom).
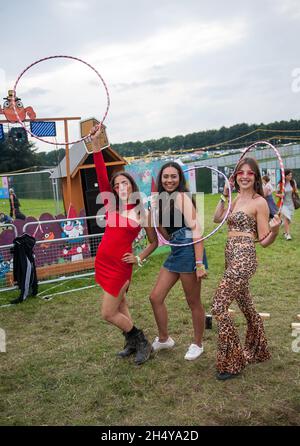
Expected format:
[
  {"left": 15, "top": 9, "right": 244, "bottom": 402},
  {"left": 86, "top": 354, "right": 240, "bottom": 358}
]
[{"left": 94, "top": 151, "right": 141, "bottom": 297}]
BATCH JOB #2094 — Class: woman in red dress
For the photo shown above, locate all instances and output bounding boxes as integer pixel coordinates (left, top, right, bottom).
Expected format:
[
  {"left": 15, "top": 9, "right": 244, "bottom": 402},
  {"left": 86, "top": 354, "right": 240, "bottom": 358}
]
[{"left": 91, "top": 127, "right": 158, "bottom": 365}]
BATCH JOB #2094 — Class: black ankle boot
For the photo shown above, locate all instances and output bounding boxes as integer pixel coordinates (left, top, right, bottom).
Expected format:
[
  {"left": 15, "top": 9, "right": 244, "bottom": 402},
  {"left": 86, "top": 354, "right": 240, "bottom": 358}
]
[
  {"left": 10, "top": 296, "right": 24, "bottom": 305},
  {"left": 117, "top": 331, "right": 136, "bottom": 358},
  {"left": 134, "top": 330, "right": 152, "bottom": 365}
]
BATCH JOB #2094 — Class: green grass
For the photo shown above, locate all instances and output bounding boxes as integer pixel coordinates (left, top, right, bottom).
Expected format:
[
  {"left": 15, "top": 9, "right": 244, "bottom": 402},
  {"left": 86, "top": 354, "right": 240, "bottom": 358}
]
[
  {"left": 0, "top": 198, "right": 64, "bottom": 219},
  {"left": 0, "top": 194, "right": 300, "bottom": 426}
]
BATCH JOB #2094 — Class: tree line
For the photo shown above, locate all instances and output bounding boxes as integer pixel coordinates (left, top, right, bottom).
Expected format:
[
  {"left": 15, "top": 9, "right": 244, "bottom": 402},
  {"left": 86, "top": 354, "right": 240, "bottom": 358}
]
[
  {"left": 112, "top": 119, "right": 300, "bottom": 156},
  {"left": 0, "top": 119, "right": 299, "bottom": 172},
  {"left": 0, "top": 133, "right": 65, "bottom": 173}
]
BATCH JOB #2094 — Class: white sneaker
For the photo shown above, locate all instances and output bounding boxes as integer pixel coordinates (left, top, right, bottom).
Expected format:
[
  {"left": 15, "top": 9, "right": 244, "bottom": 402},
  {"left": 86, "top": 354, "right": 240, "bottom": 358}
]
[
  {"left": 184, "top": 343, "right": 204, "bottom": 361},
  {"left": 286, "top": 234, "right": 292, "bottom": 240},
  {"left": 152, "top": 336, "right": 175, "bottom": 352}
]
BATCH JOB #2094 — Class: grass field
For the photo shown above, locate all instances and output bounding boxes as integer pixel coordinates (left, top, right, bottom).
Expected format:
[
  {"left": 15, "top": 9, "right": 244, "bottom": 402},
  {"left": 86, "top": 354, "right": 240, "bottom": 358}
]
[
  {"left": 0, "top": 198, "right": 64, "bottom": 219},
  {"left": 0, "top": 194, "right": 299, "bottom": 426}
]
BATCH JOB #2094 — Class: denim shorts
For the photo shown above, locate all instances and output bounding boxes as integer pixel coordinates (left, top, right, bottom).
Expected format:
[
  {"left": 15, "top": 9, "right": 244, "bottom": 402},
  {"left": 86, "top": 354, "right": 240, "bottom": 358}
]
[{"left": 163, "top": 227, "right": 208, "bottom": 273}]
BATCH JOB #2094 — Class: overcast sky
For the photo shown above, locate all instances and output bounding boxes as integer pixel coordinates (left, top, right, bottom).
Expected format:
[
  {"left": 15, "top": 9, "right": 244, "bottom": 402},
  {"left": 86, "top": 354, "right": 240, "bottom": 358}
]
[{"left": 1, "top": 0, "right": 300, "bottom": 151}]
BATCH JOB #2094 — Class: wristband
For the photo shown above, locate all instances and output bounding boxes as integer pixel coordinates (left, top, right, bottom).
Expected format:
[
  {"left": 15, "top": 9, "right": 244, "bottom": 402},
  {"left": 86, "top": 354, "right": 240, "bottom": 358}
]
[
  {"left": 135, "top": 255, "right": 145, "bottom": 267},
  {"left": 256, "top": 230, "right": 272, "bottom": 243}
]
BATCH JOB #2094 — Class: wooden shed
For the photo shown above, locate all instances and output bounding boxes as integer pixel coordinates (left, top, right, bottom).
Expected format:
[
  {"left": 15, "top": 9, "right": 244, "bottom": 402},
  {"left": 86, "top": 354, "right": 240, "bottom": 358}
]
[{"left": 51, "top": 118, "right": 127, "bottom": 233}]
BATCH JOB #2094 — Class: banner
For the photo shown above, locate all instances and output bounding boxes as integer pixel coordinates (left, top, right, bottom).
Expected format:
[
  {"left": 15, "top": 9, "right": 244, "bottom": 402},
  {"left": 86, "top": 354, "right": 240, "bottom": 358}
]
[
  {"left": 0, "top": 177, "right": 9, "bottom": 199},
  {"left": 125, "top": 159, "right": 165, "bottom": 197},
  {"left": 126, "top": 159, "right": 191, "bottom": 198}
]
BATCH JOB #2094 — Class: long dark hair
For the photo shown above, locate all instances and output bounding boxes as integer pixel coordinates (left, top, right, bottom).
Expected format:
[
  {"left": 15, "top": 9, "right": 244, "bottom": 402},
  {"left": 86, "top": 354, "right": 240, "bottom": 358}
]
[
  {"left": 156, "top": 162, "right": 188, "bottom": 194},
  {"left": 110, "top": 171, "right": 143, "bottom": 214},
  {"left": 234, "top": 157, "right": 264, "bottom": 197},
  {"left": 278, "top": 169, "right": 296, "bottom": 192},
  {"left": 156, "top": 162, "right": 195, "bottom": 224}
]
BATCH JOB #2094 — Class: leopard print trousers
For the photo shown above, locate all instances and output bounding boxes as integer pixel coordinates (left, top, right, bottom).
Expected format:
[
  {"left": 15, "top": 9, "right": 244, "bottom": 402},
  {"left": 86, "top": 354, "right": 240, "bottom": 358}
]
[{"left": 212, "top": 236, "right": 271, "bottom": 374}]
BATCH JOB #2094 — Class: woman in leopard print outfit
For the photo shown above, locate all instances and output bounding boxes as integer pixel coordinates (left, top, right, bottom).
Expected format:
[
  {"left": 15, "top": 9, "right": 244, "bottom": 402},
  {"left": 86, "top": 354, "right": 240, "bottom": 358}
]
[{"left": 212, "top": 158, "right": 281, "bottom": 381}]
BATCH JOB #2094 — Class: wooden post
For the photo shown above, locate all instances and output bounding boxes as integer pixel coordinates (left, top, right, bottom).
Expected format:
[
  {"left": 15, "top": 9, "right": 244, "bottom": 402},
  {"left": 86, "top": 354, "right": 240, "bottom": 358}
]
[
  {"left": 0, "top": 115, "right": 82, "bottom": 215},
  {"left": 64, "top": 118, "right": 72, "bottom": 209},
  {"left": 259, "top": 313, "right": 270, "bottom": 320}
]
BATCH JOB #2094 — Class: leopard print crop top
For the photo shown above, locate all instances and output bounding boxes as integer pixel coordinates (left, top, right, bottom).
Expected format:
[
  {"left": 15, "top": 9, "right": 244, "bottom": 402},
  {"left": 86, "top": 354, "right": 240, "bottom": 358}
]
[{"left": 227, "top": 211, "right": 257, "bottom": 235}]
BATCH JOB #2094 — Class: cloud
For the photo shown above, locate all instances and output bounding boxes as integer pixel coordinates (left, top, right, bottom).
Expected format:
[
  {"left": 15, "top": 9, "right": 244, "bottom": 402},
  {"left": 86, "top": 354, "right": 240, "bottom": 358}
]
[
  {"left": 1, "top": 0, "right": 299, "bottom": 151},
  {"left": 21, "top": 87, "right": 50, "bottom": 97},
  {"left": 112, "top": 77, "right": 170, "bottom": 92},
  {"left": 86, "top": 19, "right": 248, "bottom": 83},
  {"left": 58, "top": 0, "right": 88, "bottom": 11},
  {"left": 271, "top": 0, "right": 300, "bottom": 19}
]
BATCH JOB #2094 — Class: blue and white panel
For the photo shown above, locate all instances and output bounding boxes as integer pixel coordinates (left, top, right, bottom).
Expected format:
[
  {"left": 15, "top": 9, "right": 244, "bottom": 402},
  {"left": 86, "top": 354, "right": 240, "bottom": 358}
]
[{"left": 30, "top": 121, "right": 56, "bottom": 137}]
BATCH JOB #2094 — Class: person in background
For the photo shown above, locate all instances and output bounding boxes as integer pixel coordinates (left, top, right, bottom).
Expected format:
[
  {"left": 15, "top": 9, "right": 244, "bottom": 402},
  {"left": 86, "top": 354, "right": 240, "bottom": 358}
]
[
  {"left": 0, "top": 212, "right": 13, "bottom": 224},
  {"left": 9, "top": 188, "right": 26, "bottom": 220},
  {"left": 276, "top": 170, "right": 298, "bottom": 240}
]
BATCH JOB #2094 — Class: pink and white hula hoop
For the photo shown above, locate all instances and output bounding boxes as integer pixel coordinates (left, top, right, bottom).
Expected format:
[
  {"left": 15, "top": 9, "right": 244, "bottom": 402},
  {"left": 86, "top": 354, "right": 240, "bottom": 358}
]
[
  {"left": 153, "top": 166, "right": 232, "bottom": 247},
  {"left": 236, "top": 141, "right": 285, "bottom": 213},
  {"left": 12, "top": 55, "right": 110, "bottom": 146}
]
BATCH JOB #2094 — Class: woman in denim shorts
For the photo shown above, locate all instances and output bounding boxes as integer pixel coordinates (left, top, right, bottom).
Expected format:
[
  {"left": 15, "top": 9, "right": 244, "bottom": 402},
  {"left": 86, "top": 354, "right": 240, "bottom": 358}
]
[{"left": 150, "top": 162, "right": 208, "bottom": 361}]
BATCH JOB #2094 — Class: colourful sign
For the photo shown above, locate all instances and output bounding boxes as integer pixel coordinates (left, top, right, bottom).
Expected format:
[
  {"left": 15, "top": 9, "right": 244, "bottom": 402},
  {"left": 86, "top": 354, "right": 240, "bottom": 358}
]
[
  {"left": 0, "top": 177, "right": 8, "bottom": 199},
  {"left": 125, "top": 159, "right": 164, "bottom": 197},
  {"left": 125, "top": 159, "right": 190, "bottom": 198},
  {"left": 30, "top": 121, "right": 56, "bottom": 137}
]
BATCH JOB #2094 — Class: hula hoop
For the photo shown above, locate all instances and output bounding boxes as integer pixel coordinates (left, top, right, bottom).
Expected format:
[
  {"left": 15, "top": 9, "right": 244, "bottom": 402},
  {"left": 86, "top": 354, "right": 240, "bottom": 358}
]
[
  {"left": 152, "top": 165, "right": 232, "bottom": 247},
  {"left": 12, "top": 55, "right": 110, "bottom": 146},
  {"left": 236, "top": 141, "right": 285, "bottom": 213}
]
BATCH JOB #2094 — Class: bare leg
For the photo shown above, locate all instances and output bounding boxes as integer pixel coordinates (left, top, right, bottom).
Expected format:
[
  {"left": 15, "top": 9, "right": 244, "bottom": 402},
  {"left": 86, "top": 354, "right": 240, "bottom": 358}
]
[
  {"left": 283, "top": 217, "right": 290, "bottom": 234},
  {"left": 149, "top": 268, "right": 179, "bottom": 341},
  {"left": 101, "top": 280, "right": 133, "bottom": 332},
  {"left": 119, "top": 295, "right": 133, "bottom": 324},
  {"left": 180, "top": 273, "right": 205, "bottom": 346}
]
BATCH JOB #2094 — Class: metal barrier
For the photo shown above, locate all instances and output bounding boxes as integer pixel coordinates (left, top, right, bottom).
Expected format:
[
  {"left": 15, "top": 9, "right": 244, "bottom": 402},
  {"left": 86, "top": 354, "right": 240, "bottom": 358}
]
[
  {"left": 0, "top": 223, "right": 18, "bottom": 238},
  {"left": 0, "top": 224, "right": 18, "bottom": 292},
  {"left": 0, "top": 216, "right": 104, "bottom": 295}
]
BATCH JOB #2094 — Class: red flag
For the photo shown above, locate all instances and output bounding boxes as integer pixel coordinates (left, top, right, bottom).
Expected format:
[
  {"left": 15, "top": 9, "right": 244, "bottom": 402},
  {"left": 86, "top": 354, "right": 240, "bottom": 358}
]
[
  {"left": 67, "top": 204, "right": 77, "bottom": 219},
  {"left": 151, "top": 176, "right": 157, "bottom": 193}
]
